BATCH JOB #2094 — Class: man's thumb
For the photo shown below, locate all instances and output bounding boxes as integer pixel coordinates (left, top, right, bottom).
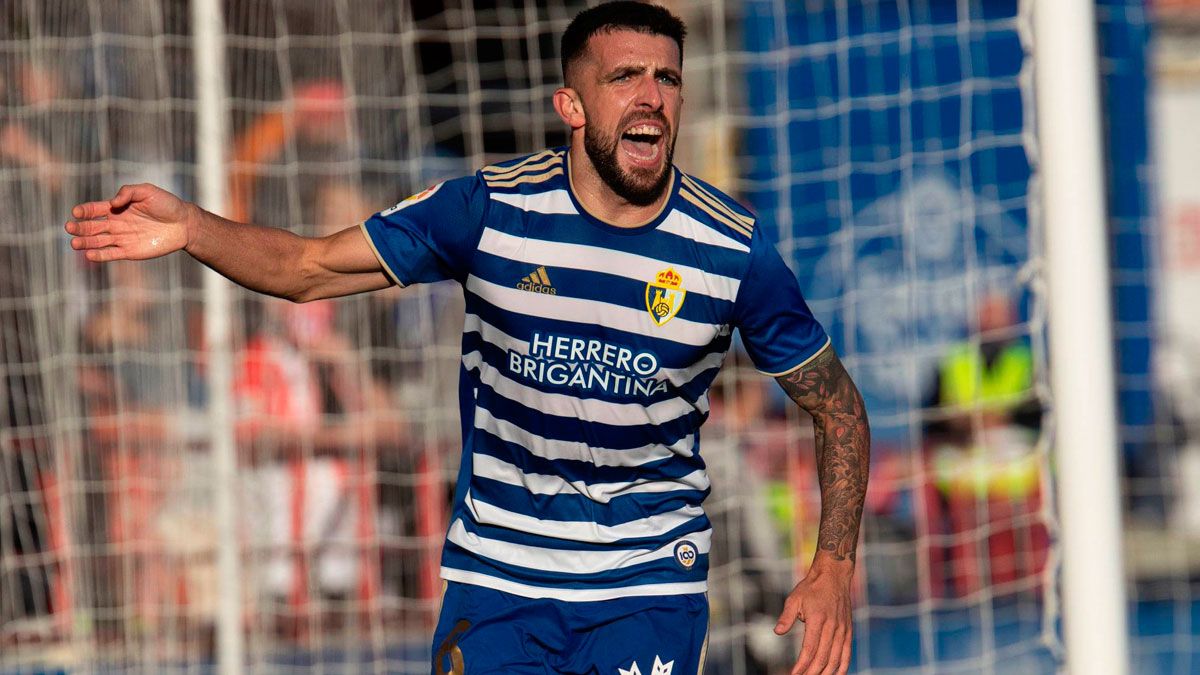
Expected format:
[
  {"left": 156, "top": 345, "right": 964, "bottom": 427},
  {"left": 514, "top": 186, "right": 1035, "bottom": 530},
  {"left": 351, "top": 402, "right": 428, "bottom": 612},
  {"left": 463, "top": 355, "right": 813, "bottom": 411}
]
[{"left": 775, "top": 601, "right": 800, "bottom": 634}]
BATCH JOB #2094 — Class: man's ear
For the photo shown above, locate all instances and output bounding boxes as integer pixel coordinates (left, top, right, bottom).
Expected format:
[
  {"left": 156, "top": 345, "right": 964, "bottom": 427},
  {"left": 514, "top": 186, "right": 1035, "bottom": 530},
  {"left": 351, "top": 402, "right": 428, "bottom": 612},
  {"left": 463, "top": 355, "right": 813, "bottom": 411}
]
[{"left": 553, "top": 87, "right": 586, "bottom": 130}]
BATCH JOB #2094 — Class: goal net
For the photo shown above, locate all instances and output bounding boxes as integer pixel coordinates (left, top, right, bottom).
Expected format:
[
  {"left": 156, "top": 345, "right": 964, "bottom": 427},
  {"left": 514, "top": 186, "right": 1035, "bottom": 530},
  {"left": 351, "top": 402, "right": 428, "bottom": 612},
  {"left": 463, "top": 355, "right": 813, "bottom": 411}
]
[{"left": 0, "top": 0, "right": 1152, "bottom": 673}]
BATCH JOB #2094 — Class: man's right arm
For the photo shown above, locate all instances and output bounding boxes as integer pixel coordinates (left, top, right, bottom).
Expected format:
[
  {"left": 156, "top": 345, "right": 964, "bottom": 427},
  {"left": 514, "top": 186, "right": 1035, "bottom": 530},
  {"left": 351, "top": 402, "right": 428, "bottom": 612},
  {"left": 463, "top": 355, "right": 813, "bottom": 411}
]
[{"left": 66, "top": 183, "right": 392, "bottom": 302}]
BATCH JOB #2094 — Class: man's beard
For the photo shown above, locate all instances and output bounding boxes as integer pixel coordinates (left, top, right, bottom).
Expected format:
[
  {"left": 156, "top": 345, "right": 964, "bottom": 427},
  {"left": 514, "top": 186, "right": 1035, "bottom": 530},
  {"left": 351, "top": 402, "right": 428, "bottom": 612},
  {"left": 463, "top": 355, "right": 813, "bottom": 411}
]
[{"left": 584, "top": 120, "right": 674, "bottom": 207}]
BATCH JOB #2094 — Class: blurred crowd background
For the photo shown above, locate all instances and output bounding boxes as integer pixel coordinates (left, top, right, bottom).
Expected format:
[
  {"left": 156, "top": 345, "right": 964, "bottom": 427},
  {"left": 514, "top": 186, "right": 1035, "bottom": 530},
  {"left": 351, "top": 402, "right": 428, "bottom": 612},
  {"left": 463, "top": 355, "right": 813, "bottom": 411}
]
[{"left": 0, "top": 0, "right": 1197, "bottom": 673}]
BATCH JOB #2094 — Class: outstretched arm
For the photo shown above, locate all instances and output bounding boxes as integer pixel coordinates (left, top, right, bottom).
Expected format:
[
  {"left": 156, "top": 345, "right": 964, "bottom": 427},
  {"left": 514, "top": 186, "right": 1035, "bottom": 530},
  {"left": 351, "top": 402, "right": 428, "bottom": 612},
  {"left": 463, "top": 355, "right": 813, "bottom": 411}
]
[
  {"left": 772, "top": 344, "right": 870, "bottom": 675},
  {"left": 66, "top": 183, "right": 391, "bottom": 302}
]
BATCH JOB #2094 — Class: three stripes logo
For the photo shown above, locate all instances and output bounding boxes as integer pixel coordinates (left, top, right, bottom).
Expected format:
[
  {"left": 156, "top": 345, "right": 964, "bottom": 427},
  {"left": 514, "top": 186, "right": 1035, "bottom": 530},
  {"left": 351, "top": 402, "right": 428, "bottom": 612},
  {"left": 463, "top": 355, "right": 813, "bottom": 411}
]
[{"left": 517, "top": 266, "right": 557, "bottom": 295}]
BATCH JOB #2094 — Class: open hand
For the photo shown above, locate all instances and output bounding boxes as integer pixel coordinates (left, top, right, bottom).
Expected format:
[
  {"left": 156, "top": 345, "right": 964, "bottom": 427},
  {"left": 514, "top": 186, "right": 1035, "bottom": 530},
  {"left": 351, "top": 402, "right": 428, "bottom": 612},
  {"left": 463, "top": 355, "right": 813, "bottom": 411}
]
[
  {"left": 775, "top": 558, "right": 855, "bottom": 674},
  {"left": 66, "top": 183, "right": 196, "bottom": 262}
]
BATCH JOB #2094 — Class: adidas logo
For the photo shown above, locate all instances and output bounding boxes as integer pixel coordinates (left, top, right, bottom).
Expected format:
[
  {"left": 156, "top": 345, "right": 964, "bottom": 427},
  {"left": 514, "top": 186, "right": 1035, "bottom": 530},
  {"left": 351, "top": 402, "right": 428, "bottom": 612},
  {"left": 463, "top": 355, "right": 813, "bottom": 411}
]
[{"left": 517, "top": 266, "right": 557, "bottom": 295}]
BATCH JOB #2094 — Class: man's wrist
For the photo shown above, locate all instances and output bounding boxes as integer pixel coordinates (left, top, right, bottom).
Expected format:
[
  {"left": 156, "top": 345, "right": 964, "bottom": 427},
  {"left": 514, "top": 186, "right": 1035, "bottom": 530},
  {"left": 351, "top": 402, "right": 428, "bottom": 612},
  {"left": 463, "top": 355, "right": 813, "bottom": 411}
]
[
  {"left": 182, "top": 201, "right": 204, "bottom": 254},
  {"left": 809, "top": 549, "right": 857, "bottom": 575}
]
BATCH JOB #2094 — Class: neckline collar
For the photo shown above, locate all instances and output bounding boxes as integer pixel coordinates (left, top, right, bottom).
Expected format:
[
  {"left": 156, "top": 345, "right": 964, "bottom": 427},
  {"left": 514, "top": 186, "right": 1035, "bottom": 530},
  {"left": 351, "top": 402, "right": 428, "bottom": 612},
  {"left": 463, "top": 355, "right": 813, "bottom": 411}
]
[{"left": 563, "top": 149, "right": 678, "bottom": 236}]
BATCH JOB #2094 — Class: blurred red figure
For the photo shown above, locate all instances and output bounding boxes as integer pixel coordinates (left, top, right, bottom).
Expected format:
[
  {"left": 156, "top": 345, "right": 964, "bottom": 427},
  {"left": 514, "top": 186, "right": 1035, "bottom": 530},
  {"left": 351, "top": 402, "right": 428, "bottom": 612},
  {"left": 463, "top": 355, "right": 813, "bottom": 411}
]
[
  {"left": 232, "top": 180, "right": 415, "bottom": 639},
  {"left": 923, "top": 292, "right": 1048, "bottom": 598},
  {"left": 233, "top": 298, "right": 361, "bottom": 637},
  {"left": 228, "top": 79, "right": 352, "bottom": 226}
]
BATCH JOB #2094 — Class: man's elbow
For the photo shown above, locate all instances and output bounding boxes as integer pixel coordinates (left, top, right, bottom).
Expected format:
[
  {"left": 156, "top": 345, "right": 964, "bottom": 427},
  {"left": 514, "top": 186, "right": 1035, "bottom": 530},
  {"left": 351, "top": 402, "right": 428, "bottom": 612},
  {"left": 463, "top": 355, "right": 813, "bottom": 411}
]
[
  {"left": 284, "top": 273, "right": 334, "bottom": 303},
  {"left": 285, "top": 287, "right": 320, "bottom": 304},
  {"left": 287, "top": 239, "right": 332, "bottom": 303}
]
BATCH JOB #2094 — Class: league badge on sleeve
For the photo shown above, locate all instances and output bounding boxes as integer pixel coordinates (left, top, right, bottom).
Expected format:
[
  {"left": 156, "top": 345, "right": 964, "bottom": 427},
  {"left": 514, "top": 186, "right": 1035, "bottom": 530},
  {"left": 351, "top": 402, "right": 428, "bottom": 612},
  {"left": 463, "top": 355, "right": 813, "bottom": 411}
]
[
  {"left": 645, "top": 268, "right": 686, "bottom": 326},
  {"left": 381, "top": 182, "right": 443, "bottom": 216}
]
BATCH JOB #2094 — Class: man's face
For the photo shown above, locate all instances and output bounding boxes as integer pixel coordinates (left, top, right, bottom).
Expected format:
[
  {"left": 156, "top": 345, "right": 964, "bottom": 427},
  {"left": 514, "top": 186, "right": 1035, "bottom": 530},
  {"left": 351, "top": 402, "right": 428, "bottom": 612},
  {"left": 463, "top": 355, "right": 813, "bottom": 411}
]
[{"left": 572, "top": 30, "right": 683, "bottom": 205}]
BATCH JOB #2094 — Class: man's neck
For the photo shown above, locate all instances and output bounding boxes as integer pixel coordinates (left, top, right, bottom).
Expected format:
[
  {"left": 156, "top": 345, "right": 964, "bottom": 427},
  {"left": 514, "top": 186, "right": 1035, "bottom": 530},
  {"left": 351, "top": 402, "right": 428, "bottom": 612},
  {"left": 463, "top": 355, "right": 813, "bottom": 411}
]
[{"left": 567, "top": 143, "right": 672, "bottom": 228}]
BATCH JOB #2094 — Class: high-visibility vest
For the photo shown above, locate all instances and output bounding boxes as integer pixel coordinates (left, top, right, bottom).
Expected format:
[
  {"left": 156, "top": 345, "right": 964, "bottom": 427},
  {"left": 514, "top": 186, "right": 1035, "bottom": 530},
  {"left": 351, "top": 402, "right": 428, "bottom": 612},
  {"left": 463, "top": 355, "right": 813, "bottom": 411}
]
[
  {"left": 934, "top": 341, "right": 1039, "bottom": 499},
  {"left": 939, "top": 341, "right": 1033, "bottom": 412}
]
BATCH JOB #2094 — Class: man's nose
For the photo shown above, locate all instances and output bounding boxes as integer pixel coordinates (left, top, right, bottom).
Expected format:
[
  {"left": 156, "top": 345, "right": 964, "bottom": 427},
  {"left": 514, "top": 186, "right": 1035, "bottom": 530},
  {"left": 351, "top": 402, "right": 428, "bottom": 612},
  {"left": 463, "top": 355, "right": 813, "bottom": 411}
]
[{"left": 633, "top": 74, "right": 664, "bottom": 109}]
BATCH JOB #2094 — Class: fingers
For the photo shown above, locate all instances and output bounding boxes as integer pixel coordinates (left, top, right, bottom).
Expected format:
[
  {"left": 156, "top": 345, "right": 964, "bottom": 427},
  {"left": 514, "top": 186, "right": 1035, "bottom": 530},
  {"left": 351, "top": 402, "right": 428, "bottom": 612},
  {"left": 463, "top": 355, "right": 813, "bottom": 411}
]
[
  {"left": 110, "top": 183, "right": 154, "bottom": 210},
  {"left": 810, "top": 619, "right": 852, "bottom": 675},
  {"left": 71, "top": 183, "right": 156, "bottom": 219},
  {"left": 66, "top": 219, "right": 120, "bottom": 259},
  {"left": 69, "top": 233, "right": 116, "bottom": 251},
  {"left": 781, "top": 574, "right": 855, "bottom": 674},
  {"left": 71, "top": 200, "right": 114, "bottom": 220},
  {"left": 83, "top": 246, "right": 129, "bottom": 263},
  {"left": 793, "top": 615, "right": 853, "bottom": 675},
  {"left": 66, "top": 217, "right": 125, "bottom": 261},
  {"left": 775, "top": 594, "right": 802, "bottom": 635},
  {"left": 792, "top": 616, "right": 830, "bottom": 675},
  {"left": 835, "top": 627, "right": 853, "bottom": 675},
  {"left": 65, "top": 218, "right": 112, "bottom": 237},
  {"left": 817, "top": 622, "right": 846, "bottom": 675}
]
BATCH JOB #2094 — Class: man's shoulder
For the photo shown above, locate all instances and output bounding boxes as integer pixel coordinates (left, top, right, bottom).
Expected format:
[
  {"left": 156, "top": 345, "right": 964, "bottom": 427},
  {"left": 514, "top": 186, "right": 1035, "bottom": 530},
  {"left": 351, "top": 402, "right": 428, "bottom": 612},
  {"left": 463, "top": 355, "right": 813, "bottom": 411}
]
[
  {"left": 477, "top": 147, "right": 567, "bottom": 192},
  {"left": 672, "top": 170, "right": 758, "bottom": 249}
]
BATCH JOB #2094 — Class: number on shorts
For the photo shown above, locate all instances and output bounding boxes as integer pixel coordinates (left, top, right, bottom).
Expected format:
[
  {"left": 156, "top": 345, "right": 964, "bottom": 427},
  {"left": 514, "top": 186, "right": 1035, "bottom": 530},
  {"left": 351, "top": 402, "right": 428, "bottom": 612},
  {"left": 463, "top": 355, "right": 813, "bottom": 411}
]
[{"left": 434, "top": 619, "right": 470, "bottom": 675}]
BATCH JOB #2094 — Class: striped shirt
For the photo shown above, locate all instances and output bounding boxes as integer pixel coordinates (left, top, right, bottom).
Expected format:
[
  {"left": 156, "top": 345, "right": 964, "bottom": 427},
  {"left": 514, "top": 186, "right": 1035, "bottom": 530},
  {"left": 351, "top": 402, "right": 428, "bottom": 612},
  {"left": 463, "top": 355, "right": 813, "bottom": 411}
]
[{"left": 361, "top": 148, "right": 829, "bottom": 601}]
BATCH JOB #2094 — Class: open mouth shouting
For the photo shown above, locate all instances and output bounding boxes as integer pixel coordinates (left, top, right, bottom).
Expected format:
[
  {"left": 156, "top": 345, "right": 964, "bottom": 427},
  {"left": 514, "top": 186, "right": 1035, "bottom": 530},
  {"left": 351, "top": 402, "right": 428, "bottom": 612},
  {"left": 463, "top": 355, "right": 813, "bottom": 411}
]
[
  {"left": 619, "top": 120, "right": 666, "bottom": 168},
  {"left": 585, "top": 111, "right": 675, "bottom": 206}
]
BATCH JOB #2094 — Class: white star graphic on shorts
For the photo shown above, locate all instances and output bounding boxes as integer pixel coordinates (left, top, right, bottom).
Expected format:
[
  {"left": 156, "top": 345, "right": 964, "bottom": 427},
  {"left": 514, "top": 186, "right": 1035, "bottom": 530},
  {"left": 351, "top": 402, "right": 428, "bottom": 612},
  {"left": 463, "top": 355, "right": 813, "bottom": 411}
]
[{"left": 618, "top": 656, "right": 673, "bottom": 675}]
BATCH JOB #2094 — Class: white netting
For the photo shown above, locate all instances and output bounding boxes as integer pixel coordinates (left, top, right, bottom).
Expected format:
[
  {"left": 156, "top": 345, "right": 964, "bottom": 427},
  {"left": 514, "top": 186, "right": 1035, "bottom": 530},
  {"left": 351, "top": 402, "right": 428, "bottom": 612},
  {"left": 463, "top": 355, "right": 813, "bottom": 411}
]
[
  {"left": 706, "top": 2, "right": 1057, "bottom": 672},
  {"left": 0, "top": 1, "right": 1083, "bottom": 673},
  {"left": 1133, "top": 3, "right": 1200, "bottom": 673}
]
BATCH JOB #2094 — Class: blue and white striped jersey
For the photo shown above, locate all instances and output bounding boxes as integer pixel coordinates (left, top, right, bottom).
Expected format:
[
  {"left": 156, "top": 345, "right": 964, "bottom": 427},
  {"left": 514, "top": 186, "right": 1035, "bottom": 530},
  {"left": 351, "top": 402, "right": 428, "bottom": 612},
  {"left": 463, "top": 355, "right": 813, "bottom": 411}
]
[{"left": 361, "top": 148, "right": 829, "bottom": 601}]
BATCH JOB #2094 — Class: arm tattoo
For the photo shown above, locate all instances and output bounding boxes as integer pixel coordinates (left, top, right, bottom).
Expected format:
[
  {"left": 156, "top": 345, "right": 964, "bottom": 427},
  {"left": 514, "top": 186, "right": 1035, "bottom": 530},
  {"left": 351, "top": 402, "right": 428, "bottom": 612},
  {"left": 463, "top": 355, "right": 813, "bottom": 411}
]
[{"left": 776, "top": 345, "right": 871, "bottom": 562}]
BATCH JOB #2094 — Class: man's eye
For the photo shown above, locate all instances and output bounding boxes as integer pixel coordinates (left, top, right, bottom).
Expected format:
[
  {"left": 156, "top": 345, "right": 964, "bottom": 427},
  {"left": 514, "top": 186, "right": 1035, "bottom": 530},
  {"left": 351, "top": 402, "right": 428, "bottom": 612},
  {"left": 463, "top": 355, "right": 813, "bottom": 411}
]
[{"left": 658, "top": 75, "right": 680, "bottom": 86}]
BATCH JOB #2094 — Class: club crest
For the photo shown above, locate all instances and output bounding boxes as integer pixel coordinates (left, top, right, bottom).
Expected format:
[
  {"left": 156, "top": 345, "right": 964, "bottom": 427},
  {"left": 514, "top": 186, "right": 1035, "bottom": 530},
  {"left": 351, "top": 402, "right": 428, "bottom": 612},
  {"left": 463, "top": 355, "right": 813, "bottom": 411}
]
[{"left": 645, "top": 268, "right": 686, "bottom": 326}]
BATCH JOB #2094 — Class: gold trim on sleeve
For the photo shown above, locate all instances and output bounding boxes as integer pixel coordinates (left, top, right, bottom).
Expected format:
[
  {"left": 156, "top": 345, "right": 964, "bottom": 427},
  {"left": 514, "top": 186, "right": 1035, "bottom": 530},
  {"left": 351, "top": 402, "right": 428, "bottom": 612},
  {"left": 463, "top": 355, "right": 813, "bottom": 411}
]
[
  {"left": 481, "top": 153, "right": 563, "bottom": 181},
  {"left": 680, "top": 188, "right": 752, "bottom": 238},
  {"left": 484, "top": 166, "right": 564, "bottom": 188},
  {"left": 680, "top": 174, "right": 755, "bottom": 228},
  {"left": 358, "top": 220, "right": 406, "bottom": 288},
  {"left": 481, "top": 148, "right": 557, "bottom": 175},
  {"left": 758, "top": 337, "right": 833, "bottom": 378}
]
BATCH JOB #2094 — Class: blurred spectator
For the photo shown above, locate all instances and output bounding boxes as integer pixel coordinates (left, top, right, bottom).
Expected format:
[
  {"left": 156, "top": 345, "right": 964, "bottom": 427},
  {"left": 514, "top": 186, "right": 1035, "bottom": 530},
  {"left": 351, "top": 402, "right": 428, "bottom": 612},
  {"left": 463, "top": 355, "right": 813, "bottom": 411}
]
[
  {"left": 0, "top": 57, "right": 69, "bottom": 216},
  {"left": 0, "top": 53, "right": 98, "bottom": 643},
  {"left": 923, "top": 291, "right": 1047, "bottom": 598},
  {"left": 311, "top": 179, "right": 456, "bottom": 615},
  {"left": 0, "top": 244, "right": 54, "bottom": 641},
  {"left": 228, "top": 79, "right": 356, "bottom": 228},
  {"left": 237, "top": 179, "right": 409, "bottom": 631},
  {"left": 0, "top": 58, "right": 67, "bottom": 196},
  {"left": 704, "top": 353, "right": 800, "bottom": 674},
  {"left": 0, "top": 54, "right": 98, "bottom": 225},
  {"left": 77, "top": 261, "right": 195, "bottom": 639},
  {"left": 82, "top": 263, "right": 189, "bottom": 432}
]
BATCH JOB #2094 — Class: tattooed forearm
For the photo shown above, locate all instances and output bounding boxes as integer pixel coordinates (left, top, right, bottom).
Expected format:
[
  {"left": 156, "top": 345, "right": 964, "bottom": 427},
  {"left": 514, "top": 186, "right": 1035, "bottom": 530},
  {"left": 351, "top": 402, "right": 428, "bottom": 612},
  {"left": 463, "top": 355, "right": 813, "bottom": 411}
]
[{"left": 777, "top": 345, "right": 870, "bottom": 562}]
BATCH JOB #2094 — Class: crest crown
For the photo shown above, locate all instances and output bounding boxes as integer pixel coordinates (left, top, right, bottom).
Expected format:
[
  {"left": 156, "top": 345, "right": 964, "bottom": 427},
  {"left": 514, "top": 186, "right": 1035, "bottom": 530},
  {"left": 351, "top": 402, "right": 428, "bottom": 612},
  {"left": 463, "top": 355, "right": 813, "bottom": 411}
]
[{"left": 655, "top": 268, "right": 681, "bottom": 288}]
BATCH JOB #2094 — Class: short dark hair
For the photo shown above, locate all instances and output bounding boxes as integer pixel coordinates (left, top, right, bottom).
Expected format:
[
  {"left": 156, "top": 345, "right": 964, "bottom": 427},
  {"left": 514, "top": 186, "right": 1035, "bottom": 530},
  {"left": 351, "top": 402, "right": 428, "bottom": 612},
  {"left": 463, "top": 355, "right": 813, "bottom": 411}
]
[{"left": 560, "top": 1, "right": 687, "bottom": 83}]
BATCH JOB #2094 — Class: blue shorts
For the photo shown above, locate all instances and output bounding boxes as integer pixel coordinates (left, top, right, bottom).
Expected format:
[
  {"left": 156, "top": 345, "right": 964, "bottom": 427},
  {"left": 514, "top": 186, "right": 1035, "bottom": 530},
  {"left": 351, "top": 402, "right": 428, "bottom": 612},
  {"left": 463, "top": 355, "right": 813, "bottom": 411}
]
[{"left": 431, "top": 581, "right": 709, "bottom": 674}]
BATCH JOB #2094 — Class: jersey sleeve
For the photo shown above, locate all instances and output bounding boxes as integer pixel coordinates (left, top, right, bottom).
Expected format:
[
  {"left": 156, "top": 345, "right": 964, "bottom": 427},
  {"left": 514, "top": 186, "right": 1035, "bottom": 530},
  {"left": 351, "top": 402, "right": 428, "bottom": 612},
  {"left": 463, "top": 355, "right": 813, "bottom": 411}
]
[
  {"left": 359, "top": 173, "right": 488, "bottom": 286},
  {"left": 731, "top": 230, "right": 831, "bottom": 376}
]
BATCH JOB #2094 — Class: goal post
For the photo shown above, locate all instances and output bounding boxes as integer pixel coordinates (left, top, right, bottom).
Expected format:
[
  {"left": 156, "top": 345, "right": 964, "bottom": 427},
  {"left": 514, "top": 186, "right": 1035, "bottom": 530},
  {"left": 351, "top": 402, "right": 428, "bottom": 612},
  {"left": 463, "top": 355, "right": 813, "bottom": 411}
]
[
  {"left": 1033, "top": 0, "right": 1129, "bottom": 672},
  {"left": 190, "top": 0, "right": 242, "bottom": 673}
]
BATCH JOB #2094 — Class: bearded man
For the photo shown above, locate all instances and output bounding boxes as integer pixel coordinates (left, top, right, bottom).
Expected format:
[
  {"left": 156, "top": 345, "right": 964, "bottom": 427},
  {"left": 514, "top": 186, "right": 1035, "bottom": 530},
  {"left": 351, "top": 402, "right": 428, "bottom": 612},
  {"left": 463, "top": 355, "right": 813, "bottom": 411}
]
[{"left": 66, "top": 3, "right": 870, "bottom": 673}]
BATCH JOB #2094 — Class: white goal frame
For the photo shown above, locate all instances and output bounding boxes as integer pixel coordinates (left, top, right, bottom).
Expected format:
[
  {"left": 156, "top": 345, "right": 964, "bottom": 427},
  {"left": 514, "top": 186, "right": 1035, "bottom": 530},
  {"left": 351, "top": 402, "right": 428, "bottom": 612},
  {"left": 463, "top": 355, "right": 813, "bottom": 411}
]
[{"left": 1033, "top": 0, "right": 1130, "bottom": 673}]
